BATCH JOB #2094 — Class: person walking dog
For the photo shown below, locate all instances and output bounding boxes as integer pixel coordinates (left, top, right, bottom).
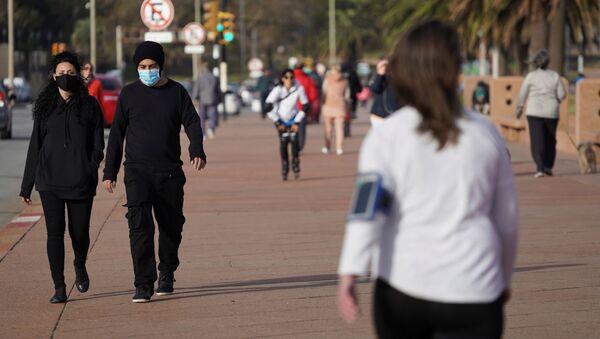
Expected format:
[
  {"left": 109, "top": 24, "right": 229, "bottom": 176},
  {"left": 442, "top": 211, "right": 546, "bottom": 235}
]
[{"left": 516, "top": 48, "right": 566, "bottom": 178}]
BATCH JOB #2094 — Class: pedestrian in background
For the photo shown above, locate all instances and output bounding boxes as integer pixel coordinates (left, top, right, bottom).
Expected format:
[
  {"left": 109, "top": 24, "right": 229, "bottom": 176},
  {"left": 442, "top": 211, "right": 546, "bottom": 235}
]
[
  {"left": 81, "top": 62, "right": 104, "bottom": 115},
  {"left": 337, "top": 21, "right": 518, "bottom": 338},
  {"left": 265, "top": 69, "right": 310, "bottom": 181},
  {"left": 321, "top": 65, "right": 349, "bottom": 155},
  {"left": 192, "top": 62, "right": 222, "bottom": 139},
  {"left": 516, "top": 48, "right": 566, "bottom": 178},
  {"left": 293, "top": 63, "right": 319, "bottom": 151},
  {"left": 369, "top": 58, "right": 402, "bottom": 127},
  {"left": 103, "top": 41, "right": 207, "bottom": 303},
  {"left": 257, "top": 68, "right": 276, "bottom": 119},
  {"left": 20, "top": 51, "right": 105, "bottom": 303},
  {"left": 341, "top": 63, "right": 362, "bottom": 137}
]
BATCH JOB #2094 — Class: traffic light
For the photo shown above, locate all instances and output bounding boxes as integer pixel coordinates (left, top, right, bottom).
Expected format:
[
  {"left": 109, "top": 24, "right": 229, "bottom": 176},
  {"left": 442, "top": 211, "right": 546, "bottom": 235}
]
[
  {"left": 202, "top": 1, "right": 220, "bottom": 41},
  {"left": 218, "top": 12, "right": 235, "bottom": 44},
  {"left": 51, "top": 42, "right": 66, "bottom": 56}
]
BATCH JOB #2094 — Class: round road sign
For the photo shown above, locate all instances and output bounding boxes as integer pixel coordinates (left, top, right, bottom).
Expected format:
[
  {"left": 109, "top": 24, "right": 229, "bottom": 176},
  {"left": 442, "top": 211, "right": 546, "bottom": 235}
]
[
  {"left": 182, "top": 22, "right": 206, "bottom": 45},
  {"left": 248, "top": 58, "right": 264, "bottom": 72},
  {"left": 140, "top": 0, "right": 175, "bottom": 31}
]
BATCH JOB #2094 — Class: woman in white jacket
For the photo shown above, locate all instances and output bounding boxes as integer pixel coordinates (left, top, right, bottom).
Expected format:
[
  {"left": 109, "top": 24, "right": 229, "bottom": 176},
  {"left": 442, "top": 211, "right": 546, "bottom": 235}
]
[
  {"left": 264, "top": 69, "right": 310, "bottom": 181},
  {"left": 337, "top": 21, "right": 519, "bottom": 338},
  {"left": 516, "top": 48, "right": 566, "bottom": 178}
]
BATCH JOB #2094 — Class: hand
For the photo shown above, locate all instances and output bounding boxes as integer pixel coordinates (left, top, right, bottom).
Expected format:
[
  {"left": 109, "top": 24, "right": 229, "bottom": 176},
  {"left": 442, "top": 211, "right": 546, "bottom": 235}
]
[
  {"left": 103, "top": 180, "right": 116, "bottom": 193},
  {"left": 502, "top": 288, "right": 511, "bottom": 304},
  {"left": 337, "top": 275, "right": 360, "bottom": 323},
  {"left": 290, "top": 124, "right": 299, "bottom": 133},
  {"left": 277, "top": 124, "right": 287, "bottom": 132},
  {"left": 376, "top": 59, "right": 388, "bottom": 76},
  {"left": 20, "top": 196, "right": 32, "bottom": 205},
  {"left": 191, "top": 157, "right": 207, "bottom": 171}
]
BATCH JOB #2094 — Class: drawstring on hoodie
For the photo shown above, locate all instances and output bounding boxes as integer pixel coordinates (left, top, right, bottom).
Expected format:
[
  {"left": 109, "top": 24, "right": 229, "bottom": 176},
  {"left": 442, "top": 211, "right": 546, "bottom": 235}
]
[
  {"left": 60, "top": 99, "right": 73, "bottom": 148},
  {"left": 64, "top": 107, "right": 71, "bottom": 148}
]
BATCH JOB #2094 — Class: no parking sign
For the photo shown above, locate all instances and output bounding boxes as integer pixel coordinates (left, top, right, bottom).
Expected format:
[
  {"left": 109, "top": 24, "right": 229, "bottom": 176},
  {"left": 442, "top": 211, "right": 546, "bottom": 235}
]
[
  {"left": 182, "top": 22, "right": 206, "bottom": 45},
  {"left": 140, "top": 0, "right": 175, "bottom": 31}
]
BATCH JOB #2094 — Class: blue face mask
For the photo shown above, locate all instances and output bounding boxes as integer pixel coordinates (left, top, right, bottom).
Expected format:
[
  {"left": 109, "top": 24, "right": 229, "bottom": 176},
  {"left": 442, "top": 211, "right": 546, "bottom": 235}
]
[{"left": 139, "top": 69, "right": 160, "bottom": 86}]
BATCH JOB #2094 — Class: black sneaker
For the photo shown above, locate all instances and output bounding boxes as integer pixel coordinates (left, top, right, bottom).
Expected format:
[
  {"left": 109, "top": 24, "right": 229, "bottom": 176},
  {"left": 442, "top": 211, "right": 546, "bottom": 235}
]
[
  {"left": 50, "top": 286, "right": 67, "bottom": 304},
  {"left": 74, "top": 265, "right": 89, "bottom": 293},
  {"left": 132, "top": 285, "right": 153, "bottom": 303},
  {"left": 156, "top": 272, "right": 175, "bottom": 296}
]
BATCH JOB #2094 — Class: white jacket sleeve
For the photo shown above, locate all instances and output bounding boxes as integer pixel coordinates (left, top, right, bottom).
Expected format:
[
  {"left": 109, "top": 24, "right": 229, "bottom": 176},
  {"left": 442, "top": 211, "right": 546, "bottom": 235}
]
[
  {"left": 265, "top": 87, "right": 280, "bottom": 122},
  {"left": 490, "top": 140, "right": 519, "bottom": 286},
  {"left": 516, "top": 74, "right": 531, "bottom": 113},
  {"left": 338, "top": 128, "right": 394, "bottom": 276}
]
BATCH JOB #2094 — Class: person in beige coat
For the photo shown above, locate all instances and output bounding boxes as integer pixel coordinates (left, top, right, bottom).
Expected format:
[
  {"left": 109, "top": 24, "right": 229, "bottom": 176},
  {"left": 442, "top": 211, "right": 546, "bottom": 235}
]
[{"left": 321, "top": 66, "right": 350, "bottom": 155}]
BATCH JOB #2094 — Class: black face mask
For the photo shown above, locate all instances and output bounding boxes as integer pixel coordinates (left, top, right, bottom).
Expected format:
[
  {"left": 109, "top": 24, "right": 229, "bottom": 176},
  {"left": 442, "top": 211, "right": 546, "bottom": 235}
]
[{"left": 55, "top": 74, "right": 80, "bottom": 92}]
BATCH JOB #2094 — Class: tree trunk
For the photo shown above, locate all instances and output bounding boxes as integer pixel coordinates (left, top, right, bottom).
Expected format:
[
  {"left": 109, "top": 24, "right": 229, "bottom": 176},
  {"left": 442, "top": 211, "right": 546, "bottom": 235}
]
[
  {"left": 529, "top": 0, "right": 549, "bottom": 70},
  {"left": 548, "top": 0, "right": 566, "bottom": 74}
]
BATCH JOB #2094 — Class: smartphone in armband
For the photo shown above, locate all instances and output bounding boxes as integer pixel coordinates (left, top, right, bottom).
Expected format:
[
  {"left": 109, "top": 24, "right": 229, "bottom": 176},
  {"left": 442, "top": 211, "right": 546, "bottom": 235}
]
[{"left": 347, "top": 173, "right": 389, "bottom": 221}]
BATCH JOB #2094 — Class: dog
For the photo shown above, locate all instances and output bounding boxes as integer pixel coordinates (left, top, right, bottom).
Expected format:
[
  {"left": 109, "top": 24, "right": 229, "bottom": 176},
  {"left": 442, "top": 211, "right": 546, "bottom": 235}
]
[{"left": 576, "top": 142, "right": 600, "bottom": 174}]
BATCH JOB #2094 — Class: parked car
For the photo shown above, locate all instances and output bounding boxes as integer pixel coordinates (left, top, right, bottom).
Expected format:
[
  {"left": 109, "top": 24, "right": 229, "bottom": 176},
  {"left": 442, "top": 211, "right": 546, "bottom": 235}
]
[
  {"left": 0, "top": 83, "right": 13, "bottom": 139},
  {"left": 238, "top": 79, "right": 258, "bottom": 106},
  {"left": 217, "top": 84, "right": 242, "bottom": 115},
  {"left": 95, "top": 75, "right": 122, "bottom": 126},
  {"left": 2, "top": 77, "right": 32, "bottom": 103}
]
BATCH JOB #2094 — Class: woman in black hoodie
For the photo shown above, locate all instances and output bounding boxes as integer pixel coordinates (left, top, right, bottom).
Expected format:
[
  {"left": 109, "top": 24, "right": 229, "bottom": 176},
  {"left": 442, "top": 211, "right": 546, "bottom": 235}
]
[{"left": 20, "top": 52, "right": 104, "bottom": 303}]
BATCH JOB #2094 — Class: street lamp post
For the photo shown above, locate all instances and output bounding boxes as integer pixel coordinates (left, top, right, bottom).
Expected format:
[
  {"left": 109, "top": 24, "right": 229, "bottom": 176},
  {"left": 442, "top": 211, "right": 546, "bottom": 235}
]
[
  {"left": 8, "top": 0, "right": 14, "bottom": 91},
  {"left": 90, "top": 0, "right": 96, "bottom": 66},
  {"left": 116, "top": 25, "right": 124, "bottom": 71},
  {"left": 192, "top": 0, "right": 201, "bottom": 81},
  {"left": 328, "top": 0, "right": 336, "bottom": 67}
]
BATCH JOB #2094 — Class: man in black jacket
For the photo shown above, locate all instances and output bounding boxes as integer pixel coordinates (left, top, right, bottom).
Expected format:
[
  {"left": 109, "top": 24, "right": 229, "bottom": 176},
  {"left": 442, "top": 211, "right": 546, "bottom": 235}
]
[{"left": 103, "top": 41, "right": 207, "bottom": 303}]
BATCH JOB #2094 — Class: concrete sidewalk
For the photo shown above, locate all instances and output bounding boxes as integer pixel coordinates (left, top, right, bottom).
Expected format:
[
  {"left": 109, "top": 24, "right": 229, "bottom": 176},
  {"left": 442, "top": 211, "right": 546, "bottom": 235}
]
[{"left": 0, "top": 109, "right": 599, "bottom": 338}]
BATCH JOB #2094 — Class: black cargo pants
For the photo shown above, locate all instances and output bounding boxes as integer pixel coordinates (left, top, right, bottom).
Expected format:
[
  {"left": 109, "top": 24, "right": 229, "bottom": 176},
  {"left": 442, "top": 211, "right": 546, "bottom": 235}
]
[{"left": 124, "top": 166, "right": 186, "bottom": 288}]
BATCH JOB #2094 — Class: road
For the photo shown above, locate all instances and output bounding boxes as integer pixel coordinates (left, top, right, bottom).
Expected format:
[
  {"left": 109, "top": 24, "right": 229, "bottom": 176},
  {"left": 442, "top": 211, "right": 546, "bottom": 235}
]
[{"left": 0, "top": 103, "right": 34, "bottom": 227}]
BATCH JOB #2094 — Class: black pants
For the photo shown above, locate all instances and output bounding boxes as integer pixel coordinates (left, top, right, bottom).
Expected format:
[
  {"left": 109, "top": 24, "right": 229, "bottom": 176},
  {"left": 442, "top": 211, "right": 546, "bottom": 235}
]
[
  {"left": 278, "top": 129, "right": 300, "bottom": 176},
  {"left": 527, "top": 116, "right": 558, "bottom": 173},
  {"left": 298, "top": 118, "right": 307, "bottom": 151},
  {"left": 124, "top": 167, "right": 186, "bottom": 287},
  {"left": 374, "top": 279, "right": 504, "bottom": 339},
  {"left": 39, "top": 191, "right": 93, "bottom": 289}
]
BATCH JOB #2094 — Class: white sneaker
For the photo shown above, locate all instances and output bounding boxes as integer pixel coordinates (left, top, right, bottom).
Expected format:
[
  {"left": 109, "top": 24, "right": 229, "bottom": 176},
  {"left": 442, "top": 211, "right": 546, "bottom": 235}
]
[
  {"left": 534, "top": 171, "right": 545, "bottom": 178},
  {"left": 336, "top": 149, "right": 344, "bottom": 156},
  {"left": 321, "top": 147, "right": 329, "bottom": 154},
  {"left": 207, "top": 128, "right": 215, "bottom": 139}
]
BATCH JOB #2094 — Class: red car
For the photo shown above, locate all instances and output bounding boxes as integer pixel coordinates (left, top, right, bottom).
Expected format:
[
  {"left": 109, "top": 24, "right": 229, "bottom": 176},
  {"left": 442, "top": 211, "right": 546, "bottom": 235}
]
[{"left": 95, "top": 75, "right": 122, "bottom": 126}]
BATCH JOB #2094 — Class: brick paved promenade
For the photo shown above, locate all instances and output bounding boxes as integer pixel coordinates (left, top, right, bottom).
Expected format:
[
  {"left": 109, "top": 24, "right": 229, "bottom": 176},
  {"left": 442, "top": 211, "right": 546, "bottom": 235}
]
[{"left": 0, "top": 109, "right": 598, "bottom": 338}]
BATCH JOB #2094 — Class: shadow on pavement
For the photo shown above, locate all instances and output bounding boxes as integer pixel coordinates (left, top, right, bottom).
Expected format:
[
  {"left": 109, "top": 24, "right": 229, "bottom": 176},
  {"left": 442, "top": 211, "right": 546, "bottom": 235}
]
[
  {"left": 514, "top": 263, "right": 584, "bottom": 273},
  {"left": 70, "top": 273, "right": 370, "bottom": 303}
]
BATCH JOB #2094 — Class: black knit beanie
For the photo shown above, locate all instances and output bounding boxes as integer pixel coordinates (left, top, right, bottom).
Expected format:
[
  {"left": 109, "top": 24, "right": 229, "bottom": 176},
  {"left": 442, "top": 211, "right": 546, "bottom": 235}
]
[{"left": 133, "top": 41, "right": 165, "bottom": 70}]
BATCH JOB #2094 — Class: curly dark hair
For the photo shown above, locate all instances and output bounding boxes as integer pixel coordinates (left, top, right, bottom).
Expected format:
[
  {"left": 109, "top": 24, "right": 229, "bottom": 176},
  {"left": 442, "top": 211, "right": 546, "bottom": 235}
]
[{"left": 32, "top": 51, "right": 93, "bottom": 122}]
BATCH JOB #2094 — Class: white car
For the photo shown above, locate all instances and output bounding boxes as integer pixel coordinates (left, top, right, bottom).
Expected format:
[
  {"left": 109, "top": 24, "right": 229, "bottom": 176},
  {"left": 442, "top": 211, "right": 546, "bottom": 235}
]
[{"left": 217, "top": 84, "right": 242, "bottom": 115}]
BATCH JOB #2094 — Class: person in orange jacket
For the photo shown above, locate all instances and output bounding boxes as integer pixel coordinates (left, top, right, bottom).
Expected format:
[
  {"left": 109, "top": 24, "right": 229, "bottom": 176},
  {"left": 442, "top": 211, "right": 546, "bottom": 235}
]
[{"left": 82, "top": 62, "right": 104, "bottom": 115}]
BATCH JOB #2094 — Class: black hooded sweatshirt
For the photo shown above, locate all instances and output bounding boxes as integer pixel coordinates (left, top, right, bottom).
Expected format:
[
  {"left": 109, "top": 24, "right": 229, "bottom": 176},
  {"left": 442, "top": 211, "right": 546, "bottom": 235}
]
[
  {"left": 20, "top": 95, "right": 105, "bottom": 199},
  {"left": 102, "top": 79, "right": 205, "bottom": 182}
]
